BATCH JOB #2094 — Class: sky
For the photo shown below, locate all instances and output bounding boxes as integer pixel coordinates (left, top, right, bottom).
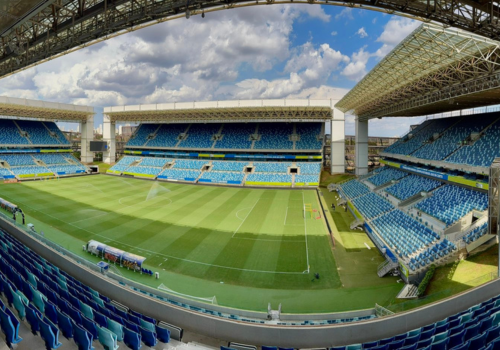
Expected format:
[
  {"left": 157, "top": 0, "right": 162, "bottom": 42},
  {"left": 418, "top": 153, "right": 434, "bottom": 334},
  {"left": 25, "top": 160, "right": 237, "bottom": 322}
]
[{"left": 0, "top": 5, "right": 426, "bottom": 137}]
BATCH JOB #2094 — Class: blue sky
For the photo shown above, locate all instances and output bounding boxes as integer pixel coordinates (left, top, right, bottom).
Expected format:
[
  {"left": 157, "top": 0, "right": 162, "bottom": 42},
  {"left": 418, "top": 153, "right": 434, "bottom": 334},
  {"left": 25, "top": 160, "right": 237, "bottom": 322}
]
[{"left": 0, "top": 5, "right": 424, "bottom": 136}]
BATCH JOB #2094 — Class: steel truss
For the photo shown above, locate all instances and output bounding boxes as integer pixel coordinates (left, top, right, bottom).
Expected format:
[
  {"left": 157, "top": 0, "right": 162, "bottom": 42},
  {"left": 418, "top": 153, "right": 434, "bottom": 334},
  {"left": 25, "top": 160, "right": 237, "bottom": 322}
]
[
  {"left": 336, "top": 23, "right": 500, "bottom": 120},
  {"left": 489, "top": 158, "right": 500, "bottom": 236},
  {"left": 2, "top": 0, "right": 500, "bottom": 79}
]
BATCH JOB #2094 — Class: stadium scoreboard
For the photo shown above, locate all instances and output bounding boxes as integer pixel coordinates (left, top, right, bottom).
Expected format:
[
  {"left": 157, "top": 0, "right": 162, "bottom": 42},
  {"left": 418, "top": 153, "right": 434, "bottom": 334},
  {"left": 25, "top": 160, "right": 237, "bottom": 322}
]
[{"left": 90, "top": 141, "right": 107, "bottom": 152}]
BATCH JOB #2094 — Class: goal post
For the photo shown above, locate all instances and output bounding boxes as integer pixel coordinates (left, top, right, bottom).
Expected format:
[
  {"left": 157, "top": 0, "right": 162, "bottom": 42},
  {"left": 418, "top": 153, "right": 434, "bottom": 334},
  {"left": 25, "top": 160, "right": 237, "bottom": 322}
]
[{"left": 304, "top": 203, "right": 313, "bottom": 219}]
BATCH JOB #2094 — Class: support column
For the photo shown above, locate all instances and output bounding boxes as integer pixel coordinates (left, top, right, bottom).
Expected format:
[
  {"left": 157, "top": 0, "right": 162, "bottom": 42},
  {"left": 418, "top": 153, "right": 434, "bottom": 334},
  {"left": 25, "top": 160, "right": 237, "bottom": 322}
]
[
  {"left": 80, "top": 115, "right": 94, "bottom": 164},
  {"left": 330, "top": 107, "right": 345, "bottom": 174},
  {"left": 355, "top": 117, "right": 368, "bottom": 176},
  {"left": 103, "top": 114, "right": 116, "bottom": 164}
]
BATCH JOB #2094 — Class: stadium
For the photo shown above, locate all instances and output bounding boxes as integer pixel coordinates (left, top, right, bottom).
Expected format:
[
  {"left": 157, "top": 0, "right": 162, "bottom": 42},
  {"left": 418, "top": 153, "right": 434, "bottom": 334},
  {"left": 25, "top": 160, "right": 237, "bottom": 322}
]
[{"left": 0, "top": 1, "right": 500, "bottom": 350}]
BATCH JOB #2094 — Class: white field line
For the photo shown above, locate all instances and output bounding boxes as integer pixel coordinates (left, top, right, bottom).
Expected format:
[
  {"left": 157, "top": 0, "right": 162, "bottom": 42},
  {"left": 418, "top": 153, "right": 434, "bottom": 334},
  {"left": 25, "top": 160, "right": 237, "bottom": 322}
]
[
  {"left": 5, "top": 194, "right": 304, "bottom": 275},
  {"left": 232, "top": 199, "right": 260, "bottom": 238},
  {"left": 284, "top": 207, "right": 288, "bottom": 225},
  {"left": 232, "top": 237, "right": 305, "bottom": 243},
  {"left": 302, "top": 191, "right": 310, "bottom": 273}
]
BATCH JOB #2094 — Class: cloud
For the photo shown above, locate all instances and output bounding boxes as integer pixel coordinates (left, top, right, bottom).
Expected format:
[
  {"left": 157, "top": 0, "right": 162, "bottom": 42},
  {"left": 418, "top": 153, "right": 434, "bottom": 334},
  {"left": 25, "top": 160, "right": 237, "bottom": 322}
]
[
  {"left": 335, "top": 8, "right": 354, "bottom": 20},
  {"left": 375, "top": 18, "right": 420, "bottom": 58},
  {"left": 331, "top": 31, "right": 338, "bottom": 36},
  {"left": 341, "top": 47, "right": 370, "bottom": 81},
  {"left": 356, "top": 27, "right": 368, "bottom": 38}
]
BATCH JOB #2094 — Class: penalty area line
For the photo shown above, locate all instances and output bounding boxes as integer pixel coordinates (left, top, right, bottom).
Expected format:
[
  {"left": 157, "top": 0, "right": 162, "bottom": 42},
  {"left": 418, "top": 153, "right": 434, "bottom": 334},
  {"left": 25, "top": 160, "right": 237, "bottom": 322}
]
[{"left": 232, "top": 199, "right": 259, "bottom": 238}]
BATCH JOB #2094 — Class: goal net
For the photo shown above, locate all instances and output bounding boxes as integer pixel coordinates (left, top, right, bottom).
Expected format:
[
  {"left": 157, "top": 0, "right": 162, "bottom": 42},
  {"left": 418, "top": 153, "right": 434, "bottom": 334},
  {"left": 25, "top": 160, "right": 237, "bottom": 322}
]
[
  {"left": 157, "top": 283, "right": 218, "bottom": 305},
  {"left": 303, "top": 203, "right": 313, "bottom": 219}
]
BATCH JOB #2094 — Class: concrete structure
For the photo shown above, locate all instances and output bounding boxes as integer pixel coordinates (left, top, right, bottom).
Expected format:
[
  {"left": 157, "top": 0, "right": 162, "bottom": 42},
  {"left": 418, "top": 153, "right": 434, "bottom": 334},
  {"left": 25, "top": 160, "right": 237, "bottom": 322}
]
[
  {"left": 103, "top": 99, "right": 345, "bottom": 173},
  {"left": 0, "top": 96, "right": 94, "bottom": 162},
  {"left": 355, "top": 118, "right": 368, "bottom": 176}
]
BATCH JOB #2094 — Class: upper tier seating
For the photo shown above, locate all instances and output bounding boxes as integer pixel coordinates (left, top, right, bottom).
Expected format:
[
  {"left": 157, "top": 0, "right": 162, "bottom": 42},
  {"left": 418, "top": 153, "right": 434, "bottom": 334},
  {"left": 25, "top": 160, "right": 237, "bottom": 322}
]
[
  {"left": 463, "top": 222, "right": 488, "bottom": 244},
  {"left": 367, "top": 167, "right": 408, "bottom": 186},
  {"left": 411, "top": 115, "right": 497, "bottom": 161},
  {"left": 340, "top": 180, "right": 370, "bottom": 199},
  {"left": 0, "top": 120, "right": 29, "bottom": 145},
  {"left": 352, "top": 193, "right": 394, "bottom": 219},
  {"left": 416, "top": 185, "right": 488, "bottom": 226},
  {"left": 16, "top": 120, "right": 62, "bottom": 145},
  {"left": 446, "top": 119, "right": 500, "bottom": 167},
  {"left": 0, "top": 154, "right": 35, "bottom": 166},
  {"left": 44, "top": 122, "right": 70, "bottom": 145},
  {"left": 254, "top": 162, "right": 291, "bottom": 173},
  {"left": 383, "top": 120, "right": 433, "bottom": 153},
  {"left": 211, "top": 161, "right": 246, "bottom": 172},
  {"left": 179, "top": 124, "right": 220, "bottom": 149},
  {"left": 109, "top": 156, "right": 141, "bottom": 172},
  {"left": 295, "top": 175, "right": 319, "bottom": 184},
  {"left": 296, "top": 123, "right": 323, "bottom": 150},
  {"left": 127, "top": 124, "right": 159, "bottom": 147},
  {"left": 254, "top": 123, "right": 293, "bottom": 150},
  {"left": 200, "top": 172, "right": 245, "bottom": 183},
  {"left": 147, "top": 124, "right": 187, "bottom": 148},
  {"left": 139, "top": 157, "right": 170, "bottom": 167},
  {"left": 298, "top": 162, "right": 321, "bottom": 175},
  {"left": 214, "top": 124, "right": 254, "bottom": 149},
  {"left": 385, "top": 174, "right": 442, "bottom": 200},
  {"left": 371, "top": 210, "right": 440, "bottom": 258},
  {"left": 387, "top": 118, "right": 456, "bottom": 156},
  {"left": 173, "top": 159, "right": 206, "bottom": 170},
  {"left": 246, "top": 173, "right": 292, "bottom": 183}
]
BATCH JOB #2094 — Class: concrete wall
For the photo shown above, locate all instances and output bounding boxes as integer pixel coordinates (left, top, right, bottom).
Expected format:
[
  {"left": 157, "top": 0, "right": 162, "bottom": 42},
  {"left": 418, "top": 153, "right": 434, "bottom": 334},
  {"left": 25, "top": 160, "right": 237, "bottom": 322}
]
[
  {"left": 355, "top": 118, "right": 368, "bottom": 176},
  {"left": 1, "top": 217, "right": 499, "bottom": 347},
  {"left": 330, "top": 107, "right": 345, "bottom": 174},
  {"left": 103, "top": 114, "right": 116, "bottom": 164},
  {"left": 80, "top": 115, "right": 94, "bottom": 164}
]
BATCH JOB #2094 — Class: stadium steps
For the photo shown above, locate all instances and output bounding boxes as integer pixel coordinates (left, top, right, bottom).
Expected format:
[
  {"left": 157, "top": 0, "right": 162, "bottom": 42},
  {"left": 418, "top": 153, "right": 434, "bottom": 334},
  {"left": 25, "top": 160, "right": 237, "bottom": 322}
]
[
  {"left": 12, "top": 120, "right": 33, "bottom": 145},
  {"left": 377, "top": 259, "right": 399, "bottom": 277},
  {"left": 454, "top": 216, "right": 489, "bottom": 242},
  {"left": 211, "top": 124, "right": 224, "bottom": 149},
  {"left": 250, "top": 124, "right": 259, "bottom": 150},
  {"left": 398, "top": 190, "right": 435, "bottom": 208},
  {"left": 142, "top": 124, "right": 162, "bottom": 147},
  {"left": 175, "top": 123, "right": 192, "bottom": 148},
  {"left": 396, "top": 284, "right": 419, "bottom": 299},
  {"left": 292, "top": 123, "right": 297, "bottom": 151}
]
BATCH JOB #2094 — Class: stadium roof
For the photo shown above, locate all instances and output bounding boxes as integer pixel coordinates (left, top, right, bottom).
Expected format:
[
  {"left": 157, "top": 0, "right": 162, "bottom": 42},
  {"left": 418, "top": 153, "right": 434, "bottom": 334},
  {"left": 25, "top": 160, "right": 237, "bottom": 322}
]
[
  {"left": 104, "top": 99, "right": 337, "bottom": 123},
  {"left": 335, "top": 23, "right": 500, "bottom": 121},
  {"left": 0, "top": 96, "right": 94, "bottom": 121}
]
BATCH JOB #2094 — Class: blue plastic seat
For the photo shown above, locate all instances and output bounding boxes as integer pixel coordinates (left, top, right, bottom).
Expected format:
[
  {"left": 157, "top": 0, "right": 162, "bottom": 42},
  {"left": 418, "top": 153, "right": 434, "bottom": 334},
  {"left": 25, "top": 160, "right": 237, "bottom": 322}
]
[
  {"left": 107, "top": 317, "right": 124, "bottom": 341},
  {"left": 72, "top": 320, "right": 94, "bottom": 350},
  {"left": 56, "top": 310, "right": 73, "bottom": 339},
  {"left": 44, "top": 300, "right": 59, "bottom": 325},
  {"left": 449, "top": 342, "right": 469, "bottom": 350},
  {"left": 387, "top": 339, "right": 404, "bottom": 350},
  {"left": 399, "top": 344, "right": 417, "bottom": 350},
  {"left": 98, "top": 326, "right": 119, "bottom": 350},
  {"left": 379, "top": 337, "right": 394, "bottom": 345},
  {"left": 469, "top": 332, "right": 487, "bottom": 349},
  {"left": 11, "top": 290, "right": 26, "bottom": 320},
  {"left": 25, "top": 302, "right": 41, "bottom": 335},
  {"left": 0, "top": 307, "right": 22, "bottom": 347},
  {"left": 79, "top": 302, "right": 94, "bottom": 320},
  {"left": 487, "top": 325, "right": 500, "bottom": 344},
  {"left": 68, "top": 305, "right": 83, "bottom": 326},
  {"left": 139, "top": 325, "right": 158, "bottom": 347},
  {"left": 38, "top": 314, "right": 62, "bottom": 350},
  {"left": 430, "top": 338, "right": 448, "bottom": 350},
  {"left": 124, "top": 326, "right": 142, "bottom": 350},
  {"left": 124, "top": 319, "right": 140, "bottom": 333},
  {"left": 156, "top": 323, "right": 171, "bottom": 343},
  {"left": 81, "top": 315, "right": 98, "bottom": 340},
  {"left": 448, "top": 329, "right": 465, "bottom": 349},
  {"left": 464, "top": 322, "right": 480, "bottom": 342},
  {"left": 362, "top": 341, "right": 378, "bottom": 349},
  {"left": 370, "top": 345, "right": 388, "bottom": 350},
  {"left": 93, "top": 310, "right": 107, "bottom": 328}
]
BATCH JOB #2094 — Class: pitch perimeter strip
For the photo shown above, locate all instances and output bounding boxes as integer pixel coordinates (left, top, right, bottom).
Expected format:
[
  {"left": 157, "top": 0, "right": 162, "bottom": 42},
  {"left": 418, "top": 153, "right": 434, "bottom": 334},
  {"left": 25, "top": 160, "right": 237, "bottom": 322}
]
[{"left": 302, "top": 191, "right": 310, "bottom": 274}]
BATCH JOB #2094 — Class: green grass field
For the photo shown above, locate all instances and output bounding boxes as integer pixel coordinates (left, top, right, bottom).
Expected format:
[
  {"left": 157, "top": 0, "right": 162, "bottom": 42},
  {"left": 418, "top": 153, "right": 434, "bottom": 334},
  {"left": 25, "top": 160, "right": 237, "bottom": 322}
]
[{"left": 0, "top": 175, "right": 402, "bottom": 313}]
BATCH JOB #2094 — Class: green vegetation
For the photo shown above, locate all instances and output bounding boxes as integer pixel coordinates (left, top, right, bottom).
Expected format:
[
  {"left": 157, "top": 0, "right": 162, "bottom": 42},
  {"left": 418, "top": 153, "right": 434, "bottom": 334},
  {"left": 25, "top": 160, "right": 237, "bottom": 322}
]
[
  {"left": 417, "top": 264, "right": 436, "bottom": 296},
  {"left": 319, "top": 171, "right": 354, "bottom": 187}
]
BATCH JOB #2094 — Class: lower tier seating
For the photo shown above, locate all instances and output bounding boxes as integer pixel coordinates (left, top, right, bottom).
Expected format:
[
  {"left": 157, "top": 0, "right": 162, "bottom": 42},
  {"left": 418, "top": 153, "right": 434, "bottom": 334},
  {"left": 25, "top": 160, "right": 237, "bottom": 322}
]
[
  {"left": 463, "top": 222, "right": 489, "bottom": 244},
  {"left": 10, "top": 166, "right": 51, "bottom": 176},
  {"left": 415, "top": 185, "right": 488, "bottom": 226},
  {"left": 199, "top": 172, "right": 245, "bottom": 183},
  {"left": 254, "top": 162, "right": 291, "bottom": 173},
  {"left": 367, "top": 167, "right": 408, "bottom": 187},
  {"left": 340, "top": 180, "right": 370, "bottom": 199},
  {"left": 158, "top": 169, "right": 201, "bottom": 181},
  {"left": 124, "top": 166, "right": 164, "bottom": 176},
  {"left": 295, "top": 175, "right": 319, "bottom": 184},
  {"left": 409, "top": 240, "right": 457, "bottom": 271},
  {"left": 246, "top": 173, "right": 292, "bottom": 183},
  {"left": 385, "top": 175, "right": 442, "bottom": 201},
  {"left": 352, "top": 193, "right": 394, "bottom": 219},
  {"left": 371, "top": 210, "right": 440, "bottom": 259}
]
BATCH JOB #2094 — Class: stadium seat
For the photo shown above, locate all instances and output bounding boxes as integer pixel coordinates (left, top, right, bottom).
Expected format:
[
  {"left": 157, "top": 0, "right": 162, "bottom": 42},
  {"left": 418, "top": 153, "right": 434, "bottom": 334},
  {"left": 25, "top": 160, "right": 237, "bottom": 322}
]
[
  {"left": 72, "top": 320, "right": 94, "bottom": 350},
  {"left": 139, "top": 325, "right": 158, "bottom": 347},
  {"left": 155, "top": 323, "right": 171, "bottom": 343},
  {"left": 124, "top": 326, "right": 142, "bottom": 350},
  {"left": 25, "top": 302, "right": 41, "bottom": 335},
  {"left": 107, "top": 317, "right": 124, "bottom": 341},
  {"left": 97, "top": 325, "right": 119, "bottom": 350},
  {"left": 38, "top": 314, "right": 62, "bottom": 350},
  {"left": 56, "top": 310, "right": 73, "bottom": 339}
]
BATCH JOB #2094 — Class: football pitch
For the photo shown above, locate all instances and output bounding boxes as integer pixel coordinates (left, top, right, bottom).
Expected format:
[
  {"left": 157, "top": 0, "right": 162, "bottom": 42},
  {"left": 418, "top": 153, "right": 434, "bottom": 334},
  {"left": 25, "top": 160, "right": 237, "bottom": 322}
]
[{"left": 0, "top": 175, "right": 401, "bottom": 313}]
